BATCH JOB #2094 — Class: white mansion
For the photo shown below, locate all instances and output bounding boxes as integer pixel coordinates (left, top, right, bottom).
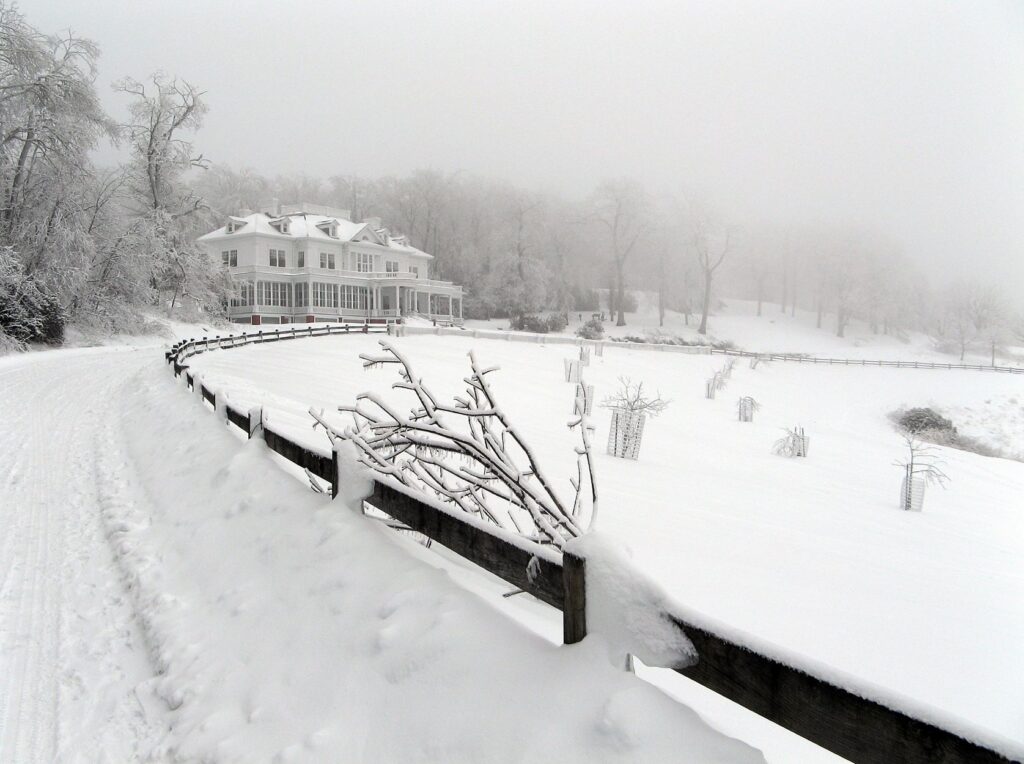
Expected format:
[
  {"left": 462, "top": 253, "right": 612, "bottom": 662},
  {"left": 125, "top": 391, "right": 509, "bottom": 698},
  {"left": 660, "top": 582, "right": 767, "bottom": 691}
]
[{"left": 197, "top": 201, "right": 464, "bottom": 326}]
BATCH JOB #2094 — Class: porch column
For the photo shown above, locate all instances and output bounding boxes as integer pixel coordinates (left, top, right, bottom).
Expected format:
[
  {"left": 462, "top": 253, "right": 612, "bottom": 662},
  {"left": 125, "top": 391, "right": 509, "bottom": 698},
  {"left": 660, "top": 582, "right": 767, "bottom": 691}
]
[
  {"left": 447, "top": 294, "right": 453, "bottom": 319},
  {"left": 395, "top": 286, "right": 402, "bottom": 318}
]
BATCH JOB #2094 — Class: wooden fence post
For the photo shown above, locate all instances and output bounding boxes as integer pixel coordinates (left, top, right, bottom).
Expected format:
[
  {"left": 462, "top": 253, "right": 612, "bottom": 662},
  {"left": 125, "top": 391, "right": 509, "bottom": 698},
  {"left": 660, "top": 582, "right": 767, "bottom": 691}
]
[
  {"left": 562, "top": 552, "right": 587, "bottom": 644},
  {"left": 331, "top": 446, "right": 340, "bottom": 500}
]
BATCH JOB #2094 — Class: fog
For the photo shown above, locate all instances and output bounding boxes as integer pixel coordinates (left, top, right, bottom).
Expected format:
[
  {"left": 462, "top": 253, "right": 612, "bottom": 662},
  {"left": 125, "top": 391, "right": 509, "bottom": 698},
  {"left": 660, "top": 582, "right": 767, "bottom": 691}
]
[{"left": 24, "top": 0, "right": 1024, "bottom": 294}]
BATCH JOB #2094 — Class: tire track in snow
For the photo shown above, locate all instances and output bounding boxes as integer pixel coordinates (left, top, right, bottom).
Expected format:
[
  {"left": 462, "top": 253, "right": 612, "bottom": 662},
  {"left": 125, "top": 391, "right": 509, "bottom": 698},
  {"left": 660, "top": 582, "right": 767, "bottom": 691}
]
[{"left": 0, "top": 351, "right": 166, "bottom": 762}]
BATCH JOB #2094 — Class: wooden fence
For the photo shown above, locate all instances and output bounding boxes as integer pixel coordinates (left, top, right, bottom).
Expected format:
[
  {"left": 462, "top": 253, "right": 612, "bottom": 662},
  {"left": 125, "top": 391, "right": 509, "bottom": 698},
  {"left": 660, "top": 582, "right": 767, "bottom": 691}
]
[
  {"left": 393, "top": 324, "right": 1024, "bottom": 374},
  {"left": 165, "top": 326, "right": 1016, "bottom": 764}
]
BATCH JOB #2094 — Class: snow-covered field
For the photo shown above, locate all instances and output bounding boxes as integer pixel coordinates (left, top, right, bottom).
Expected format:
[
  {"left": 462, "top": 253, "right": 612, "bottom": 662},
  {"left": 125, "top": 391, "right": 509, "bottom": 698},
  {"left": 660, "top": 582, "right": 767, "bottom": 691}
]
[
  {"left": 187, "top": 314, "right": 1024, "bottom": 755},
  {"left": 0, "top": 345, "right": 764, "bottom": 761},
  {"left": 3, "top": 302, "right": 1021, "bottom": 762}
]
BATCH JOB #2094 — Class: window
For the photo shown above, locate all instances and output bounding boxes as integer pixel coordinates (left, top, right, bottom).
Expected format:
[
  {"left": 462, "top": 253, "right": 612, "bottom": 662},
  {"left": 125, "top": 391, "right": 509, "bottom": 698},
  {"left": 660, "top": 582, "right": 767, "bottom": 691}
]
[
  {"left": 230, "top": 281, "right": 254, "bottom": 307},
  {"left": 408, "top": 265, "right": 419, "bottom": 278},
  {"left": 385, "top": 260, "right": 399, "bottom": 274},
  {"left": 269, "top": 249, "right": 287, "bottom": 267},
  {"left": 319, "top": 252, "right": 336, "bottom": 270},
  {"left": 312, "top": 282, "right": 340, "bottom": 308},
  {"left": 221, "top": 250, "right": 237, "bottom": 267},
  {"left": 294, "top": 282, "right": 308, "bottom": 307},
  {"left": 297, "top": 251, "right": 304, "bottom": 268},
  {"left": 256, "top": 281, "right": 290, "bottom": 307},
  {"left": 339, "top": 284, "right": 369, "bottom": 310},
  {"left": 356, "top": 252, "right": 373, "bottom": 272}
]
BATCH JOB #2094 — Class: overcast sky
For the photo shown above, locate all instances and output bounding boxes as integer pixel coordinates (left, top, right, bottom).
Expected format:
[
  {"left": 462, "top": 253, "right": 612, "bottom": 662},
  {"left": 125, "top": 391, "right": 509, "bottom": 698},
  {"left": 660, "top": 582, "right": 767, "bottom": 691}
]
[{"left": 25, "top": 0, "right": 1024, "bottom": 295}]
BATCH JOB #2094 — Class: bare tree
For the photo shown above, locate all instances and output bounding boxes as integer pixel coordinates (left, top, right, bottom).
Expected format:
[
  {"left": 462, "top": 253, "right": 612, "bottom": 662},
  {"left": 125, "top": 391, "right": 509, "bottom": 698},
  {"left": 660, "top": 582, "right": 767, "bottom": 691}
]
[
  {"left": 893, "top": 434, "right": 949, "bottom": 510},
  {"left": 115, "top": 73, "right": 213, "bottom": 314},
  {"left": 690, "top": 207, "right": 733, "bottom": 335},
  {"left": 590, "top": 178, "right": 649, "bottom": 327},
  {"left": 601, "top": 377, "right": 670, "bottom": 417}
]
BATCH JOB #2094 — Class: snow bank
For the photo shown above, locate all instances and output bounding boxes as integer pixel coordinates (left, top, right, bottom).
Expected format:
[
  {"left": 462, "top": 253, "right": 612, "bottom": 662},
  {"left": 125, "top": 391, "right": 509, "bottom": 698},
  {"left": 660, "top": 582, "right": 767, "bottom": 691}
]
[
  {"left": 567, "top": 533, "right": 696, "bottom": 670},
  {"left": 97, "top": 361, "right": 763, "bottom": 762}
]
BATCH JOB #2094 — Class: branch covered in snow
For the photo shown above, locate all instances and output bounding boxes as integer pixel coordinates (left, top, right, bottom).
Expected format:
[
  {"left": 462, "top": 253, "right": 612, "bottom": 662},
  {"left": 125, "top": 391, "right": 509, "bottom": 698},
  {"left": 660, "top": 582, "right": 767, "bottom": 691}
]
[
  {"left": 601, "top": 377, "right": 670, "bottom": 417},
  {"left": 894, "top": 434, "right": 950, "bottom": 488},
  {"left": 309, "top": 340, "right": 597, "bottom": 551}
]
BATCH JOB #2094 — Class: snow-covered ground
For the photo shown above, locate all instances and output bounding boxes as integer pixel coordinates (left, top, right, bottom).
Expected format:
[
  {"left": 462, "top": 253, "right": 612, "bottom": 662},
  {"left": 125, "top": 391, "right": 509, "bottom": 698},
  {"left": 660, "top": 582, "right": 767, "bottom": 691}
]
[
  {"left": 0, "top": 344, "right": 764, "bottom": 762},
  {"left": 468, "top": 297, "right": 1024, "bottom": 367},
  {"left": 187, "top": 321, "right": 1024, "bottom": 755}
]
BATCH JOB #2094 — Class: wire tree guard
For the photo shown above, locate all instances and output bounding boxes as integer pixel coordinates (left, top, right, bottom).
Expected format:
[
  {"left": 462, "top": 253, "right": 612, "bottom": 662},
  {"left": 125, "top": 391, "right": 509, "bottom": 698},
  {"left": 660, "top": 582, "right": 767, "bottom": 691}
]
[
  {"left": 309, "top": 340, "right": 598, "bottom": 551},
  {"left": 564, "top": 358, "right": 581, "bottom": 383},
  {"left": 602, "top": 378, "right": 669, "bottom": 460},
  {"left": 573, "top": 383, "right": 594, "bottom": 416}
]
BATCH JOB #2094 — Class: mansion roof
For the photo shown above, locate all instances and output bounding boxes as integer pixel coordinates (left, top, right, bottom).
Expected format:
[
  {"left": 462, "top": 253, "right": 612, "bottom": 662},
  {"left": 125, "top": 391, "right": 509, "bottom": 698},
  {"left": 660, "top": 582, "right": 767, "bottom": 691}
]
[{"left": 198, "top": 212, "right": 432, "bottom": 258}]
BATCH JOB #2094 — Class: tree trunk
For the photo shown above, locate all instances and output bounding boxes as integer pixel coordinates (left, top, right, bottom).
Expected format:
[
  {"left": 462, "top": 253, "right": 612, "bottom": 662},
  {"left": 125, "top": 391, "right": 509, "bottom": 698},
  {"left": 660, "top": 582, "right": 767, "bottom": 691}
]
[
  {"left": 607, "top": 268, "right": 616, "bottom": 319},
  {"left": 780, "top": 260, "right": 788, "bottom": 313},
  {"left": 816, "top": 298, "right": 823, "bottom": 329},
  {"left": 4, "top": 121, "right": 35, "bottom": 234},
  {"left": 698, "top": 271, "right": 713, "bottom": 335},
  {"left": 991, "top": 339, "right": 996, "bottom": 367},
  {"left": 615, "top": 260, "right": 626, "bottom": 327},
  {"left": 836, "top": 306, "right": 845, "bottom": 338},
  {"left": 658, "top": 280, "right": 665, "bottom": 327},
  {"left": 756, "top": 277, "right": 764, "bottom": 317},
  {"left": 790, "top": 273, "right": 797, "bottom": 317}
]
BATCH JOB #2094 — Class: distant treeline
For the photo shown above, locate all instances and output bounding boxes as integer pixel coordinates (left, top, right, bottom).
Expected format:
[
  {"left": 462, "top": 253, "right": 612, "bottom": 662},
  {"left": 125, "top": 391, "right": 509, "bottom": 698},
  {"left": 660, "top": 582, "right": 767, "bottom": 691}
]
[{"left": 0, "top": 2, "right": 1018, "bottom": 357}]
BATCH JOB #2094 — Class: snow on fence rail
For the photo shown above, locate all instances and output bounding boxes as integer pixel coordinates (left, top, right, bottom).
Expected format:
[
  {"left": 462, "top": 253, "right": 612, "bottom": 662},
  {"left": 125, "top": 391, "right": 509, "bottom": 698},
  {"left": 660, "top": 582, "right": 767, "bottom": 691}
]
[
  {"left": 165, "top": 328, "right": 1017, "bottom": 764},
  {"left": 391, "top": 323, "right": 1024, "bottom": 374}
]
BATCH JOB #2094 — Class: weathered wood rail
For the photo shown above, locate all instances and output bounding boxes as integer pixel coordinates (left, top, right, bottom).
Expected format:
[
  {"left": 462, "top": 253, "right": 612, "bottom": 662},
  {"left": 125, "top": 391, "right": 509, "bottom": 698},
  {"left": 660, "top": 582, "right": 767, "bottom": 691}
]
[
  {"left": 166, "top": 327, "right": 1018, "bottom": 764},
  {"left": 395, "top": 323, "right": 1024, "bottom": 374}
]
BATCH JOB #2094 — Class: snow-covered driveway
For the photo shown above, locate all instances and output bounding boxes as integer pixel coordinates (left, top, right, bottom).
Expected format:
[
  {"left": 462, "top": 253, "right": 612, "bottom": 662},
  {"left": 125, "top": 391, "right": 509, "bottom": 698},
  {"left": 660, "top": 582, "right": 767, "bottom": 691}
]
[
  {"left": 0, "top": 346, "right": 763, "bottom": 763},
  {"left": 0, "top": 349, "right": 163, "bottom": 761}
]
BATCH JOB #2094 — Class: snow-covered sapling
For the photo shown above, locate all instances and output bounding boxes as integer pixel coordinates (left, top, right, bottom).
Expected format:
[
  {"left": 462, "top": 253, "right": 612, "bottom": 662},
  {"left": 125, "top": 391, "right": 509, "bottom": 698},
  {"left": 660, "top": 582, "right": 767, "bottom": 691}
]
[
  {"left": 705, "top": 375, "right": 718, "bottom": 399},
  {"left": 772, "top": 426, "right": 809, "bottom": 457},
  {"left": 893, "top": 434, "right": 949, "bottom": 512},
  {"left": 579, "top": 346, "right": 591, "bottom": 367},
  {"left": 737, "top": 396, "right": 759, "bottom": 422},
  {"left": 602, "top": 378, "right": 670, "bottom": 460},
  {"left": 309, "top": 340, "right": 597, "bottom": 551}
]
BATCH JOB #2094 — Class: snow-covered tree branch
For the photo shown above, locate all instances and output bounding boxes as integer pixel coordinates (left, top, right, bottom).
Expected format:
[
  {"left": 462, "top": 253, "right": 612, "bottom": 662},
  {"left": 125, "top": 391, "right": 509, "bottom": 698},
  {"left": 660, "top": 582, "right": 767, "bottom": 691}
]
[{"left": 309, "top": 340, "right": 597, "bottom": 551}]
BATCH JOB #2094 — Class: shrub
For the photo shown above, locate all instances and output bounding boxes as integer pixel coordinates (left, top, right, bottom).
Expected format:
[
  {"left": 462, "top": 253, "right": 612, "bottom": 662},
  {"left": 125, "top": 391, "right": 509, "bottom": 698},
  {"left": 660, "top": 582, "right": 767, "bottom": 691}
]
[
  {"left": 511, "top": 314, "right": 550, "bottom": 333},
  {"left": 899, "top": 408, "right": 954, "bottom": 434},
  {"left": 545, "top": 312, "right": 568, "bottom": 333},
  {"left": 576, "top": 317, "right": 605, "bottom": 340},
  {"left": 0, "top": 250, "right": 65, "bottom": 347}
]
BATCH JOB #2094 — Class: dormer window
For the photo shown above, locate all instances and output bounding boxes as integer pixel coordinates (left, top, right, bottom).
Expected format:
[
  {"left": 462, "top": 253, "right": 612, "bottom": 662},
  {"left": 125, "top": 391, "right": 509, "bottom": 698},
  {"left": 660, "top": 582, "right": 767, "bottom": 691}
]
[
  {"left": 316, "top": 219, "right": 339, "bottom": 239},
  {"left": 269, "top": 217, "right": 291, "bottom": 235},
  {"left": 225, "top": 216, "right": 249, "bottom": 234}
]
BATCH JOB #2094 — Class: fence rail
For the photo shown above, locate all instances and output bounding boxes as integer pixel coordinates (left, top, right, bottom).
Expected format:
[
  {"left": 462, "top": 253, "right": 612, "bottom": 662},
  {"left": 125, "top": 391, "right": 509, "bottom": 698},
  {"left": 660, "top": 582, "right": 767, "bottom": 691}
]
[
  {"left": 165, "top": 326, "right": 1016, "bottom": 764},
  {"left": 392, "top": 324, "right": 1024, "bottom": 374}
]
